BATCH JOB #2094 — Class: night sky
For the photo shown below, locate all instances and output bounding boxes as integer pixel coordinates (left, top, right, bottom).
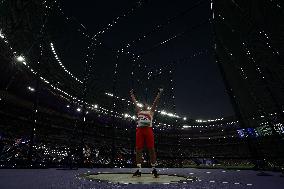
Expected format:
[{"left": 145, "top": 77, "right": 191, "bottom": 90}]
[{"left": 56, "top": 0, "right": 234, "bottom": 119}]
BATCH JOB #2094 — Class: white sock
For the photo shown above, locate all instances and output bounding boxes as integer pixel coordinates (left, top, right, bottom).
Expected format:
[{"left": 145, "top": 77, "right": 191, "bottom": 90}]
[{"left": 137, "top": 163, "right": 142, "bottom": 172}]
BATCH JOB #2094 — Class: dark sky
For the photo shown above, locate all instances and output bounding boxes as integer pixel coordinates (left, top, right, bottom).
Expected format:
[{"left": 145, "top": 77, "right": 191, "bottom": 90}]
[{"left": 56, "top": 0, "right": 234, "bottom": 119}]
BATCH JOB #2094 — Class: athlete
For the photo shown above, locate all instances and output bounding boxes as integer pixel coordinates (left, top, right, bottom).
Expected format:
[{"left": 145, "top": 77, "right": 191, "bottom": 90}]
[{"left": 130, "top": 88, "right": 163, "bottom": 178}]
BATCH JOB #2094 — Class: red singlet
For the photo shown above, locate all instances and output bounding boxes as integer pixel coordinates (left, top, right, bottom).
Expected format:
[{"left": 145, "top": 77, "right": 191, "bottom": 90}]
[{"left": 136, "top": 111, "right": 155, "bottom": 150}]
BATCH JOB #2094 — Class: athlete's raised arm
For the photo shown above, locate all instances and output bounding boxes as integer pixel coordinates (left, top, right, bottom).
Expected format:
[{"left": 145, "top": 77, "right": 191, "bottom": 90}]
[
  {"left": 130, "top": 89, "right": 141, "bottom": 112},
  {"left": 150, "top": 88, "right": 163, "bottom": 113}
]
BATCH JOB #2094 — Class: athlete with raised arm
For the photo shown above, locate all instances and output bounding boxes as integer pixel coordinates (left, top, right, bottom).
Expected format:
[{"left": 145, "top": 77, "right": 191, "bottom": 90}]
[{"left": 130, "top": 88, "right": 163, "bottom": 178}]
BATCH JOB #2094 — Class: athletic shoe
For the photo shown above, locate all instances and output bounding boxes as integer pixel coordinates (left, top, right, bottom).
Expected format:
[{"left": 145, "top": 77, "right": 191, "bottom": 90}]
[
  {"left": 151, "top": 168, "right": 159, "bottom": 178},
  {"left": 132, "top": 169, "right": 142, "bottom": 177}
]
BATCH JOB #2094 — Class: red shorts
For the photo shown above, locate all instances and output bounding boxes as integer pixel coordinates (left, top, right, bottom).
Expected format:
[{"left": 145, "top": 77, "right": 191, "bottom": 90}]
[{"left": 136, "top": 127, "right": 155, "bottom": 150}]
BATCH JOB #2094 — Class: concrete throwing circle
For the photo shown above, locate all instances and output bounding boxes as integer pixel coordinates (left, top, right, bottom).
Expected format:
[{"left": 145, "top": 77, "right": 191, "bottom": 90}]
[{"left": 81, "top": 172, "right": 198, "bottom": 184}]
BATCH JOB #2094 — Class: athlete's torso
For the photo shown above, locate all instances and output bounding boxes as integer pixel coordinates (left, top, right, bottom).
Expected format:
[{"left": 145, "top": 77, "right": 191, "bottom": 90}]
[{"left": 137, "top": 110, "right": 153, "bottom": 127}]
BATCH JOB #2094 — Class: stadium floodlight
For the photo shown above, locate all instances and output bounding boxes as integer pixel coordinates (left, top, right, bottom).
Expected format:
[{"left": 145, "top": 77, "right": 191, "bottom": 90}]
[
  {"left": 66, "top": 105, "right": 70, "bottom": 108},
  {"left": 16, "top": 55, "right": 25, "bottom": 62},
  {"left": 183, "top": 117, "right": 187, "bottom": 121},
  {"left": 76, "top": 108, "right": 81, "bottom": 112},
  {"left": 167, "top": 113, "right": 175, "bottom": 117},
  {"left": 105, "top": 92, "right": 113, "bottom": 97},
  {"left": 0, "top": 31, "right": 4, "bottom": 39},
  {"left": 27, "top": 86, "right": 35, "bottom": 92},
  {"left": 160, "top": 111, "right": 166, "bottom": 115},
  {"left": 136, "top": 103, "right": 143, "bottom": 108}
]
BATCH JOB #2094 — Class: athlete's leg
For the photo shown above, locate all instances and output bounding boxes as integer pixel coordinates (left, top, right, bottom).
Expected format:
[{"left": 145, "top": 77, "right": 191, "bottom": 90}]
[
  {"left": 133, "top": 128, "right": 144, "bottom": 177},
  {"left": 136, "top": 149, "right": 143, "bottom": 165},
  {"left": 148, "top": 147, "right": 156, "bottom": 165},
  {"left": 135, "top": 128, "right": 144, "bottom": 165},
  {"left": 145, "top": 127, "right": 156, "bottom": 164},
  {"left": 145, "top": 127, "right": 158, "bottom": 177},
  {"left": 149, "top": 148, "right": 158, "bottom": 178}
]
